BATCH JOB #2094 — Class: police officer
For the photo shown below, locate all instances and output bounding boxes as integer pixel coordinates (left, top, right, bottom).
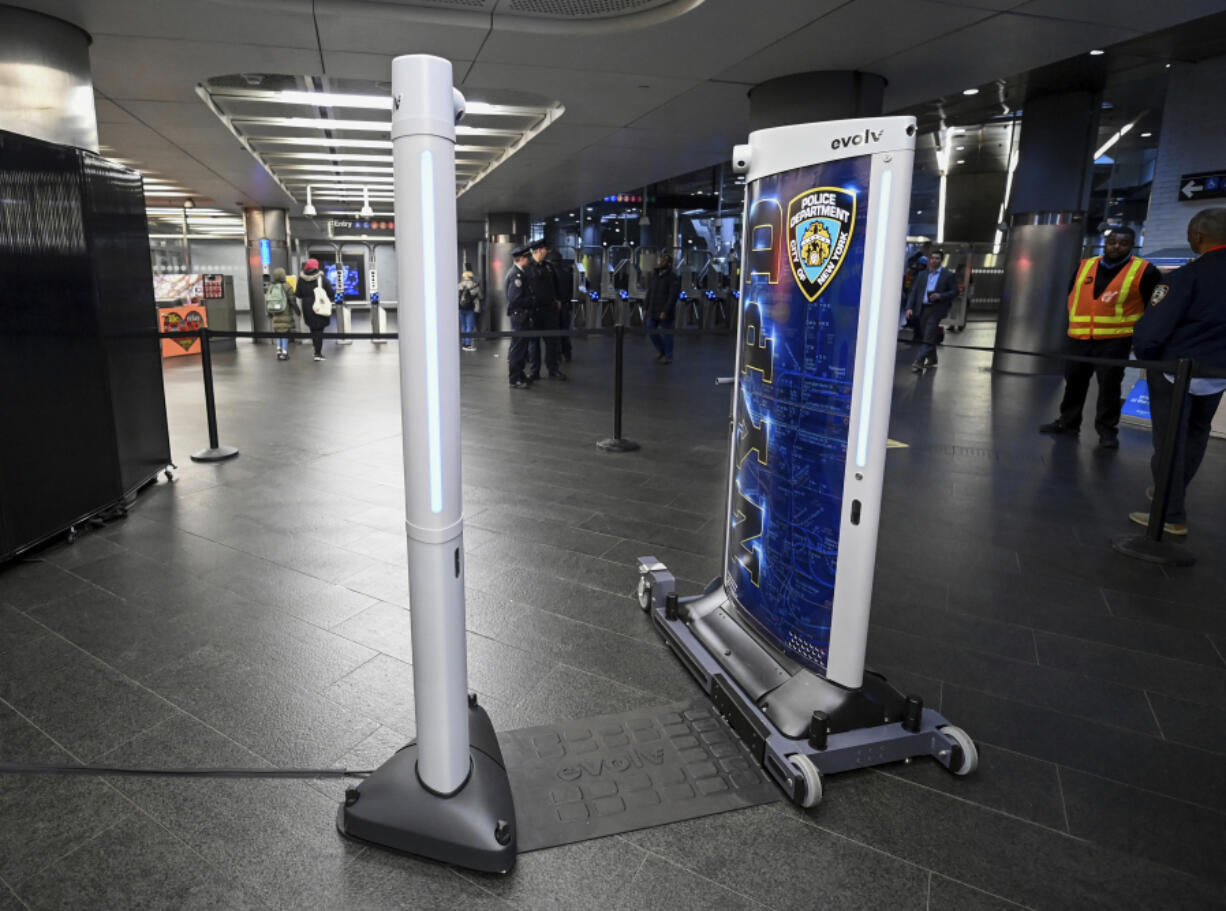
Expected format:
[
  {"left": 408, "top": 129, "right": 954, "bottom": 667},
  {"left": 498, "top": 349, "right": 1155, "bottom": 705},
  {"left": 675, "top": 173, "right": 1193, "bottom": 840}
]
[
  {"left": 524, "top": 239, "right": 566, "bottom": 381},
  {"left": 505, "top": 245, "right": 533, "bottom": 389},
  {"left": 1130, "top": 207, "right": 1226, "bottom": 535}
]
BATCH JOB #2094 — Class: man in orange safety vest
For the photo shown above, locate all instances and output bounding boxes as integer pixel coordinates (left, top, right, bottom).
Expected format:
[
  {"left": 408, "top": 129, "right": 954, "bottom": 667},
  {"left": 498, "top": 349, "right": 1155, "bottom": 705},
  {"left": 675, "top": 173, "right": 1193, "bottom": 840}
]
[{"left": 1038, "top": 226, "right": 1161, "bottom": 449}]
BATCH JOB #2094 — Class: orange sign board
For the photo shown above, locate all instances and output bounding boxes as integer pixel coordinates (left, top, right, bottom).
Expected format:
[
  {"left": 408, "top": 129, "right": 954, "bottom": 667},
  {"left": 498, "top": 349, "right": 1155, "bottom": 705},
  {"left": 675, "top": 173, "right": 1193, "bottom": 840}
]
[{"left": 160, "top": 306, "right": 207, "bottom": 358}]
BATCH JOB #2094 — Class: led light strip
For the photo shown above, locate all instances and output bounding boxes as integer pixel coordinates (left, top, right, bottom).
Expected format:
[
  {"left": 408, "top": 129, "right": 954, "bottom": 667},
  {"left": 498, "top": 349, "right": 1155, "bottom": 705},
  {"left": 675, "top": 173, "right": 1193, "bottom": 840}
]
[
  {"left": 420, "top": 149, "right": 443, "bottom": 515},
  {"left": 855, "top": 167, "right": 893, "bottom": 470}
]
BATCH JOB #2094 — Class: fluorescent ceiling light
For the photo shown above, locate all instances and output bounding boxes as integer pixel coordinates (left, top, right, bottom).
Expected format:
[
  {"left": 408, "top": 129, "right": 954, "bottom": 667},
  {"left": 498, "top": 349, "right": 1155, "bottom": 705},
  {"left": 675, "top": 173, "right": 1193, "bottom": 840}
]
[
  {"left": 235, "top": 116, "right": 521, "bottom": 137},
  {"left": 274, "top": 164, "right": 394, "bottom": 172},
  {"left": 1094, "top": 117, "right": 1141, "bottom": 160},
  {"left": 215, "top": 89, "right": 544, "bottom": 119},
  {"left": 962, "top": 88, "right": 979, "bottom": 96},
  {"left": 250, "top": 137, "right": 393, "bottom": 149},
  {"left": 262, "top": 152, "right": 393, "bottom": 163},
  {"left": 1089, "top": 49, "right": 1104, "bottom": 56},
  {"left": 282, "top": 174, "right": 395, "bottom": 183}
]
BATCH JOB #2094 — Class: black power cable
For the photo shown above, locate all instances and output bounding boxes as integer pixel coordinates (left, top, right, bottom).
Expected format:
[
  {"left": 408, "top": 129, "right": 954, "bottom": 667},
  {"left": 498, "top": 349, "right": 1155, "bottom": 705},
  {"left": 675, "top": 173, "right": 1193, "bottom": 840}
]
[{"left": 0, "top": 763, "right": 370, "bottom": 779}]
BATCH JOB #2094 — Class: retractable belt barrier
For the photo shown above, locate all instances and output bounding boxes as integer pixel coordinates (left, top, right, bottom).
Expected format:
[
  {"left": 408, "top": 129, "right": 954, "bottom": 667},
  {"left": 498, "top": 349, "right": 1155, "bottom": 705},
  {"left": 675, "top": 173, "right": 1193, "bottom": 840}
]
[{"left": 159, "top": 326, "right": 1221, "bottom": 567}]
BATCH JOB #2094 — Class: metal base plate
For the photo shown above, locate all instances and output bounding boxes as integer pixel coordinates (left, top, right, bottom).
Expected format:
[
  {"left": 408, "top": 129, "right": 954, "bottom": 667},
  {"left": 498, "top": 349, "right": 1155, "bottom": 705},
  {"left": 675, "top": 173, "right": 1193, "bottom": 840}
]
[
  {"left": 1111, "top": 533, "right": 1196, "bottom": 567},
  {"left": 596, "top": 438, "right": 641, "bottom": 452},
  {"left": 190, "top": 445, "right": 239, "bottom": 462},
  {"left": 498, "top": 698, "right": 779, "bottom": 852}
]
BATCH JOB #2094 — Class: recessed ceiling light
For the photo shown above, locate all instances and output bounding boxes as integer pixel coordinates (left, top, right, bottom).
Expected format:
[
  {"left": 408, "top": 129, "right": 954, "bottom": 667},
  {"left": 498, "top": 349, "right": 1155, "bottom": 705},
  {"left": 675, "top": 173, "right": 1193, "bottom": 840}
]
[
  {"left": 962, "top": 88, "right": 979, "bottom": 96},
  {"left": 1089, "top": 49, "right": 1105, "bottom": 56},
  {"left": 1140, "top": 132, "right": 1153, "bottom": 138}
]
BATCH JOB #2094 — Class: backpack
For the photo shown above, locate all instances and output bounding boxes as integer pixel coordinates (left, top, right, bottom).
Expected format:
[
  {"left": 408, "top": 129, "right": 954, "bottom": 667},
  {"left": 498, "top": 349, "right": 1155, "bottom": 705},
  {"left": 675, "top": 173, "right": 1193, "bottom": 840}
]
[
  {"left": 312, "top": 277, "right": 333, "bottom": 317},
  {"left": 459, "top": 284, "right": 475, "bottom": 311},
  {"left": 265, "top": 281, "right": 288, "bottom": 314}
]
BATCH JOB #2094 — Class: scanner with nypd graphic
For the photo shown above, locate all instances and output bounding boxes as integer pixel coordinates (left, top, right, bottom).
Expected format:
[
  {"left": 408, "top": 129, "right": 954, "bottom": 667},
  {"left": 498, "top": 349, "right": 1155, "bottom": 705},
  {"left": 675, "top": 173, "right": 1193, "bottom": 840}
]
[{"left": 636, "top": 116, "right": 977, "bottom": 808}]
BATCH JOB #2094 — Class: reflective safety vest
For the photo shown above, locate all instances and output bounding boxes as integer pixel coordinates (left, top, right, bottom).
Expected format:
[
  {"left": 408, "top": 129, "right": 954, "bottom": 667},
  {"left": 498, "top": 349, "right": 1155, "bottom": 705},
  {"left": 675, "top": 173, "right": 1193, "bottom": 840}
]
[{"left": 1066, "top": 256, "right": 1148, "bottom": 340}]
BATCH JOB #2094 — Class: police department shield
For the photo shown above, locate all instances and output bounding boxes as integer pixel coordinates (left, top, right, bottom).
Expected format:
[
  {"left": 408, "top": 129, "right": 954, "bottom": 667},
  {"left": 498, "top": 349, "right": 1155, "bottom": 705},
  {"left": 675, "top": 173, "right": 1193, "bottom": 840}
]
[{"left": 787, "top": 188, "right": 856, "bottom": 302}]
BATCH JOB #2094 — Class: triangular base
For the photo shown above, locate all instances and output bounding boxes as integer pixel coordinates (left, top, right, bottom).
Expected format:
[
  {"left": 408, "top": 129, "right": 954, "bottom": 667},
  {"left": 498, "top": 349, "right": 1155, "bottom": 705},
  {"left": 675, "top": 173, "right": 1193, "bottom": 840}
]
[{"left": 337, "top": 703, "right": 517, "bottom": 874}]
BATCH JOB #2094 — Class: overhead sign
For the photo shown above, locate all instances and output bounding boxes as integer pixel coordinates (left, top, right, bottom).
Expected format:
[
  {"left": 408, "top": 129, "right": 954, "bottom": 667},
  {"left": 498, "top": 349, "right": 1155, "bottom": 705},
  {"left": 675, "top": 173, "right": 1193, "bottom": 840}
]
[
  {"left": 1178, "top": 171, "right": 1226, "bottom": 202},
  {"left": 329, "top": 218, "right": 395, "bottom": 236}
]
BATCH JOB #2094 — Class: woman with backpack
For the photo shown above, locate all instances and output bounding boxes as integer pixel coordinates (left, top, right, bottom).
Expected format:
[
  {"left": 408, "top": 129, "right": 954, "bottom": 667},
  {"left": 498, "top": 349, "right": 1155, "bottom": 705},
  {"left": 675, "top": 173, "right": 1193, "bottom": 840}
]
[
  {"left": 457, "top": 265, "right": 482, "bottom": 351},
  {"left": 296, "top": 258, "right": 335, "bottom": 361},
  {"left": 266, "top": 267, "right": 300, "bottom": 361}
]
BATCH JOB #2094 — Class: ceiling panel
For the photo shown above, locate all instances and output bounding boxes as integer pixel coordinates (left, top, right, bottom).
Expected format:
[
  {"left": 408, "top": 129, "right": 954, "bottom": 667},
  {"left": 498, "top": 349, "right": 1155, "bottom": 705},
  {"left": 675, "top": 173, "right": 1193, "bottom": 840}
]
[
  {"left": 1012, "top": 0, "right": 1226, "bottom": 34},
  {"left": 876, "top": 12, "right": 1141, "bottom": 109},
  {"left": 716, "top": 0, "right": 996, "bottom": 85}
]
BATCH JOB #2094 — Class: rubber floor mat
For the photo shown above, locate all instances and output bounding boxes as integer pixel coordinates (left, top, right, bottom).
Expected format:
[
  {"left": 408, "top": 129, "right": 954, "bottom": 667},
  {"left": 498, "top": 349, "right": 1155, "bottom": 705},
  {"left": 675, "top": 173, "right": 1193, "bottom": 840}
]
[{"left": 498, "top": 698, "right": 781, "bottom": 852}]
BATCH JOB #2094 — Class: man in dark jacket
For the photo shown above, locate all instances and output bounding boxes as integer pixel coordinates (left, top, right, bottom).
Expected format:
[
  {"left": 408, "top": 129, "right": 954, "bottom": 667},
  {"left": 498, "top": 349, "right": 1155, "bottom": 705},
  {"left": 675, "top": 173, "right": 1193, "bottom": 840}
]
[
  {"left": 1129, "top": 207, "right": 1226, "bottom": 535},
  {"left": 905, "top": 249, "right": 958, "bottom": 372},
  {"left": 524, "top": 239, "right": 566, "bottom": 381},
  {"left": 505, "top": 246, "right": 533, "bottom": 389},
  {"left": 644, "top": 252, "right": 681, "bottom": 364},
  {"left": 296, "top": 258, "right": 336, "bottom": 361}
]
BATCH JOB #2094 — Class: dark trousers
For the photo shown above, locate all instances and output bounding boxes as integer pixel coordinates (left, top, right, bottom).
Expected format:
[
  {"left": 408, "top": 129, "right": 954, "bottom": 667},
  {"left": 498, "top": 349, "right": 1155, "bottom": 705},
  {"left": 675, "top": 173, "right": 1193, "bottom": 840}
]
[
  {"left": 1146, "top": 369, "right": 1224, "bottom": 524},
  {"left": 527, "top": 306, "right": 560, "bottom": 377},
  {"left": 309, "top": 327, "right": 325, "bottom": 356},
  {"left": 559, "top": 299, "right": 573, "bottom": 360},
  {"left": 647, "top": 314, "right": 674, "bottom": 358},
  {"left": 507, "top": 312, "right": 529, "bottom": 383},
  {"left": 916, "top": 303, "right": 949, "bottom": 363},
  {"left": 1057, "top": 336, "right": 1133, "bottom": 436}
]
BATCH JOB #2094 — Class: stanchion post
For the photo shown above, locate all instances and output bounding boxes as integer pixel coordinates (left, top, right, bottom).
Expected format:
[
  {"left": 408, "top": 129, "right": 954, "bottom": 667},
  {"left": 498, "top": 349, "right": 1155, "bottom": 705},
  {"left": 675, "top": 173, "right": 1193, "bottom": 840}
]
[
  {"left": 1111, "top": 357, "right": 1195, "bottom": 566},
  {"left": 597, "top": 323, "right": 640, "bottom": 452},
  {"left": 190, "top": 329, "right": 240, "bottom": 463}
]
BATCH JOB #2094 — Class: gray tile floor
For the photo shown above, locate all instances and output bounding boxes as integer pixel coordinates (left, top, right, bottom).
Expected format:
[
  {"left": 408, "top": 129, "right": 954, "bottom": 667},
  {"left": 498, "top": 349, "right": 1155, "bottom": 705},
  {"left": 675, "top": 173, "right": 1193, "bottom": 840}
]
[{"left": 2, "top": 325, "right": 1225, "bottom": 910}]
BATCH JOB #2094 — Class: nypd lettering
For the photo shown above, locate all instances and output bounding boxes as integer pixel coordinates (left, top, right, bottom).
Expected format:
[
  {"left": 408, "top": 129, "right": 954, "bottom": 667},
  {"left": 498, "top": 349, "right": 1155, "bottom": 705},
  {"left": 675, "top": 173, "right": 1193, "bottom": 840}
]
[{"left": 787, "top": 188, "right": 856, "bottom": 302}]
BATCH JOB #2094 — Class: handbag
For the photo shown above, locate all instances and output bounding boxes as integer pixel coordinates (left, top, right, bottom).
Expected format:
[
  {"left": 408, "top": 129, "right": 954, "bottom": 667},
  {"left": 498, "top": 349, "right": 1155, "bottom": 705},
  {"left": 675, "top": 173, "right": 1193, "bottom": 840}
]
[{"left": 312, "top": 277, "right": 333, "bottom": 317}]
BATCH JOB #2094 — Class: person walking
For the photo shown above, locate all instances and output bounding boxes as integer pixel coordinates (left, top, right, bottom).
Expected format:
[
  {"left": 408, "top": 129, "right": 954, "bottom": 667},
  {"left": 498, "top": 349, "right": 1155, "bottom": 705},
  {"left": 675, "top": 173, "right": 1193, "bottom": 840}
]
[
  {"left": 1128, "top": 208, "right": 1226, "bottom": 535},
  {"left": 644, "top": 252, "right": 681, "bottom": 364},
  {"left": 296, "top": 258, "right": 335, "bottom": 361},
  {"left": 1038, "top": 227, "right": 1161, "bottom": 449},
  {"left": 265, "top": 267, "right": 300, "bottom": 361},
  {"left": 457, "top": 265, "right": 482, "bottom": 351},
  {"left": 505, "top": 245, "right": 533, "bottom": 389},
  {"left": 904, "top": 248, "right": 958, "bottom": 372}
]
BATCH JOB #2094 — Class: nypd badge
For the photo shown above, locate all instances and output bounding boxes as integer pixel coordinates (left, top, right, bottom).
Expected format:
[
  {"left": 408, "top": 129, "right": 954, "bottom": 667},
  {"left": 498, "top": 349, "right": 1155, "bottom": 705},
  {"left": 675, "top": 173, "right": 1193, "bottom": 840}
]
[
  {"left": 787, "top": 187, "right": 856, "bottom": 302},
  {"left": 1150, "top": 283, "right": 1169, "bottom": 306}
]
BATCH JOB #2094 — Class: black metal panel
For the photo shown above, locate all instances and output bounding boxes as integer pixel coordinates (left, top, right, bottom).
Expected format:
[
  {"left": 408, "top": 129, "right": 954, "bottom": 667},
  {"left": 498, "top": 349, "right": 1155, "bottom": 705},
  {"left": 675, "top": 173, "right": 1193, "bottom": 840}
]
[
  {"left": 0, "top": 129, "right": 122, "bottom": 560},
  {"left": 79, "top": 151, "right": 170, "bottom": 495}
]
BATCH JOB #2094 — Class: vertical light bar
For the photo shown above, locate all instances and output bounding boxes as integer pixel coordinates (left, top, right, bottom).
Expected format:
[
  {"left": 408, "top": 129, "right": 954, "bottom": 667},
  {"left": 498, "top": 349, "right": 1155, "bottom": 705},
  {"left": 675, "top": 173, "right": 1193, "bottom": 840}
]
[
  {"left": 420, "top": 149, "right": 443, "bottom": 514},
  {"left": 856, "top": 167, "right": 893, "bottom": 469},
  {"left": 936, "top": 173, "right": 947, "bottom": 244}
]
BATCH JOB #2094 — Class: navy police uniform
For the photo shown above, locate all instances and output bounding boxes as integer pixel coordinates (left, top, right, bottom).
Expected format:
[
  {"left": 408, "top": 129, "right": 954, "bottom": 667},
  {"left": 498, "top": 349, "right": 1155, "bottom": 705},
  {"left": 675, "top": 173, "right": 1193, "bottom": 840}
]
[
  {"left": 524, "top": 239, "right": 566, "bottom": 380},
  {"left": 1132, "top": 245, "right": 1226, "bottom": 524},
  {"left": 505, "top": 247, "right": 532, "bottom": 387}
]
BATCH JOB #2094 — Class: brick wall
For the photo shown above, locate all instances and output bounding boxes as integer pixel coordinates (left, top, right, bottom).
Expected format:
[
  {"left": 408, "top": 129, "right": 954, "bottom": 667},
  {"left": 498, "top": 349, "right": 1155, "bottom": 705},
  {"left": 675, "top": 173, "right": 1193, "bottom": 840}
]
[{"left": 1144, "top": 55, "right": 1226, "bottom": 254}]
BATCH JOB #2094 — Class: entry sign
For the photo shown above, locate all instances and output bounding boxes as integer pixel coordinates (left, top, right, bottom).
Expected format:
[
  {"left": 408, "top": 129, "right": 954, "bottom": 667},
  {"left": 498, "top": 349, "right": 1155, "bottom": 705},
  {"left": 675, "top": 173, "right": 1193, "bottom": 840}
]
[
  {"left": 724, "top": 117, "right": 915, "bottom": 687},
  {"left": 1178, "top": 170, "right": 1226, "bottom": 202}
]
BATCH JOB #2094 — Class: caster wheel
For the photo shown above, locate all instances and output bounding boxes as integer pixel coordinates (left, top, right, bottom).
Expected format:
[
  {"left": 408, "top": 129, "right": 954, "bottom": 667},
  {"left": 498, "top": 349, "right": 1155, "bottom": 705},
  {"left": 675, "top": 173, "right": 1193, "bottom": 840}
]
[
  {"left": 636, "top": 574, "right": 652, "bottom": 612},
  {"left": 786, "top": 753, "right": 823, "bottom": 808},
  {"left": 939, "top": 725, "right": 978, "bottom": 776}
]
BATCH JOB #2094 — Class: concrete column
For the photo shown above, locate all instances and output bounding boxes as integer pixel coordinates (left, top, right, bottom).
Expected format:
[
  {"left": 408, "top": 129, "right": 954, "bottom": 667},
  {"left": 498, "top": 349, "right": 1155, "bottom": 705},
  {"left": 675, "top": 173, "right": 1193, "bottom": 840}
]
[
  {"left": 484, "top": 211, "right": 529, "bottom": 331},
  {"left": 243, "top": 207, "right": 289, "bottom": 341},
  {"left": 0, "top": 5, "right": 97, "bottom": 151},
  {"left": 747, "top": 71, "right": 884, "bottom": 133},
  {"left": 1143, "top": 55, "right": 1226, "bottom": 255},
  {"left": 994, "top": 91, "right": 1100, "bottom": 374}
]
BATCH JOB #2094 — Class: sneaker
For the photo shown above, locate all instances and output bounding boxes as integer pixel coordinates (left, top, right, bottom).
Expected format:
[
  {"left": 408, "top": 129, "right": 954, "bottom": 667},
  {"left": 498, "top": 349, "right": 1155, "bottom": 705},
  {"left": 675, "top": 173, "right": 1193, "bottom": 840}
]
[
  {"left": 313, "top": 354, "right": 323, "bottom": 361},
  {"left": 462, "top": 345, "right": 476, "bottom": 352},
  {"left": 1128, "top": 511, "right": 1188, "bottom": 536},
  {"left": 510, "top": 378, "right": 530, "bottom": 389},
  {"left": 911, "top": 362, "right": 924, "bottom": 374},
  {"left": 1098, "top": 435, "right": 1119, "bottom": 450},
  {"left": 549, "top": 371, "right": 567, "bottom": 381},
  {"left": 1038, "top": 420, "right": 1078, "bottom": 435}
]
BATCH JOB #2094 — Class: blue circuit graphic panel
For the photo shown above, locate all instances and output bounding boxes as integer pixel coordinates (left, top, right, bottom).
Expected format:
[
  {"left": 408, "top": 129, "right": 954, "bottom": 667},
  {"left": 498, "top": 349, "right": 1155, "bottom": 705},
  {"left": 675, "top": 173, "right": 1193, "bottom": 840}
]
[{"left": 724, "top": 155, "right": 871, "bottom": 676}]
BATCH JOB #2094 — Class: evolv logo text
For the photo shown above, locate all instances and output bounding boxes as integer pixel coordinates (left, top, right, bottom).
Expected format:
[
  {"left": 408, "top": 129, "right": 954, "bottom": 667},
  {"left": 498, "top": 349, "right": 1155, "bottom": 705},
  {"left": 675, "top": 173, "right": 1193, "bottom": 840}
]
[{"left": 831, "top": 129, "right": 883, "bottom": 150}]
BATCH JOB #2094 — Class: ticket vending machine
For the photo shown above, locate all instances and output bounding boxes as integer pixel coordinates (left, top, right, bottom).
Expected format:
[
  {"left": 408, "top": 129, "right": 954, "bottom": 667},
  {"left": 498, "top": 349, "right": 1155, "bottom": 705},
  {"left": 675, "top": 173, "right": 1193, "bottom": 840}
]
[{"left": 637, "top": 117, "right": 977, "bottom": 807}]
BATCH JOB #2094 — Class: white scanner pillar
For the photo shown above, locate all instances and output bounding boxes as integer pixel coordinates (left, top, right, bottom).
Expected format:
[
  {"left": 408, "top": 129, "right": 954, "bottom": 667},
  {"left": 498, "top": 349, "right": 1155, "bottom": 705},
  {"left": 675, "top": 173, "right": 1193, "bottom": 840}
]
[{"left": 337, "top": 55, "right": 516, "bottom": 874}]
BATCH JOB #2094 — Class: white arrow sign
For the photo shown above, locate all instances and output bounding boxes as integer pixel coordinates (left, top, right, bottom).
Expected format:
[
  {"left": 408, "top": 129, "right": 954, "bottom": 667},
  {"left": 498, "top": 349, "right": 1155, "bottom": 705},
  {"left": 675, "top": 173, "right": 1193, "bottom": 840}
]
[{"left": 1182, "top": 180, "right": 1204, "bottom": 199}]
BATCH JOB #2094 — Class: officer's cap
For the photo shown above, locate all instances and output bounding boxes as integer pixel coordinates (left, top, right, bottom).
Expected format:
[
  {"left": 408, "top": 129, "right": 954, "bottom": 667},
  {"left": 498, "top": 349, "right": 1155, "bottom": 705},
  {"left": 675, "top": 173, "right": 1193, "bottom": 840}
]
[
  {"left": 511, "top": 244, "right": 531, "bottom": 258},
  {"left": 528, "top": 238, "right": 548, "bottom": 251}
]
